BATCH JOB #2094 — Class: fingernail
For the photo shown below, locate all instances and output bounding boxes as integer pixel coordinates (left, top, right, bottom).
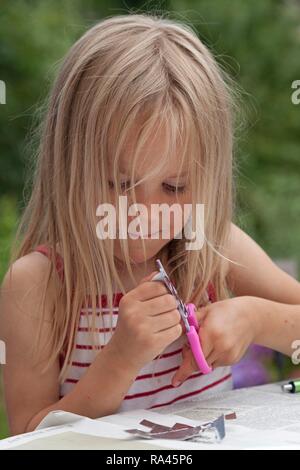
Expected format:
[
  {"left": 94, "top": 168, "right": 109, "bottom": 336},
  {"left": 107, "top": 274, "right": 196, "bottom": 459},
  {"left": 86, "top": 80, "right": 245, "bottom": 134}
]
[
  {"left": 173, "top": 380, "right": 181, "bottom": 387},
  {"left": 150, "top": 271, "right": 159, "bottom": 281}
]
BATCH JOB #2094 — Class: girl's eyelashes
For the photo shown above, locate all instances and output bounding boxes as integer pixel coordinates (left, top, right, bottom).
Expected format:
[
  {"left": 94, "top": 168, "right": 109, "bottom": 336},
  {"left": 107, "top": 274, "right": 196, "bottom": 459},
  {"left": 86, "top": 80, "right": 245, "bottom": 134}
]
[
  {"left": 108, "top": 180, "right": 187, "bottom": 194},
  {"left": 162, "top": 183, "right": 187, "bottom": 194}
]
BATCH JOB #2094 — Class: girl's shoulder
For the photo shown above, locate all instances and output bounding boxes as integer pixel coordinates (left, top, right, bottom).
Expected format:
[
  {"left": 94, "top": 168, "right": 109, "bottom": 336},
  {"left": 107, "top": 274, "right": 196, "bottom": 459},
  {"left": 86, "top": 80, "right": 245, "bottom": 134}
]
[
  {"left": 33, "top": 243, "right": 64, "bottom": 281},
  {"left": 1, "top": 246, "right": 59, "bottom": 322}
]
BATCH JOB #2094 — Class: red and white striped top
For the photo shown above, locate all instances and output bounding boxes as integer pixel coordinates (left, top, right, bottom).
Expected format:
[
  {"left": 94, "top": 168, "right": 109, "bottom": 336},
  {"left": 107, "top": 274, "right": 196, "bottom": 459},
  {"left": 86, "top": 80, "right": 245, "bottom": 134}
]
[{"left": 34, "top": 244, "right": 232, "bottom": 411}]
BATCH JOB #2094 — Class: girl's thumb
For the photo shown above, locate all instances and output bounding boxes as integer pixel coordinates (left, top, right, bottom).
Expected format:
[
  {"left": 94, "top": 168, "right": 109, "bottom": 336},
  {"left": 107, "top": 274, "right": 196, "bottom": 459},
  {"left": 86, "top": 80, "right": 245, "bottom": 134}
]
[
  {"left": 140, "top": 270, "right": 159, "bottom": 284},
  {"left": 196, "top": 307, "right": 208, "bottom": 323}
]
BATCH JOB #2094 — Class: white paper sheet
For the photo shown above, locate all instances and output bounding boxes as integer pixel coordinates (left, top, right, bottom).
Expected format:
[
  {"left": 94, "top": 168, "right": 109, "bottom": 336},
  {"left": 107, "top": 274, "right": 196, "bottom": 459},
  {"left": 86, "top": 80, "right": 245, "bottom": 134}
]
[
  {"left": 0, "top": 409, "right": 223, "bottom": 450},
  {"left": 152, "top": 380, "right": 300, "bottom": 449},
  {"left": 1, "top": 381, "right": 300, "bottom": 449}
]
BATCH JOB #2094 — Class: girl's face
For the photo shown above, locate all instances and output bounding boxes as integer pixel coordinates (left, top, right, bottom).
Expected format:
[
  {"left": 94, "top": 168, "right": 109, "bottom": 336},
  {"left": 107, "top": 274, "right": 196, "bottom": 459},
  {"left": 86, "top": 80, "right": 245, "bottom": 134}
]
[{"left": 107, "top": 127, "right": 192, "bottom": 265}]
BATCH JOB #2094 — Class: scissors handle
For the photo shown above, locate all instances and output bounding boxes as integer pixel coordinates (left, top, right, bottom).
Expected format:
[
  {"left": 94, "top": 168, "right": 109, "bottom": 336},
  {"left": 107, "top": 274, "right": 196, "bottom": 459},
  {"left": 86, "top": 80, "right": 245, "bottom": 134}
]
[{"left": 186, "top": 303, "right": 212, "bottom": 375}]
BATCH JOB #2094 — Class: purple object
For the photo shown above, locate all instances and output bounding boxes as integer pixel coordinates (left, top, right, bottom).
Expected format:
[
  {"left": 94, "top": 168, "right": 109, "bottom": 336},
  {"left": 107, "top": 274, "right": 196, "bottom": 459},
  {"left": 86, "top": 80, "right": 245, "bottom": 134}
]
[{"left": 232, "top": 344, "right": 272, "bottom": 389}]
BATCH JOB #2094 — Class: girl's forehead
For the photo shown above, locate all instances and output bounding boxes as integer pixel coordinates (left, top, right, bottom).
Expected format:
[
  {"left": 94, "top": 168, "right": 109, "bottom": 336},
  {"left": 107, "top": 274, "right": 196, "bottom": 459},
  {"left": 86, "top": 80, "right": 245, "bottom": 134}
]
[
  {"left": 106, "top": 104, "right": 194, "bottom": 173},
  {"left": 117, "top": 155, "right": 187, "bottom": 177},
  {"left": 108, "top": 131, "right": 189, "bottom": 179},
  {"left": 108, "top": 155, "right": 188, "bottom": 179},
  {"left": 107, "top": 112, "right": 191, "bottom": 178}
]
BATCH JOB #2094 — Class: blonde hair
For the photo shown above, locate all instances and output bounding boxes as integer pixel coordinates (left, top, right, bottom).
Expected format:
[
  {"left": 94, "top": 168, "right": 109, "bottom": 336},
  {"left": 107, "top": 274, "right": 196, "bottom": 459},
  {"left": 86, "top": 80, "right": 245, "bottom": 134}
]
[{"left": 10, "top": 13, "right": 240, "bottom": 382}]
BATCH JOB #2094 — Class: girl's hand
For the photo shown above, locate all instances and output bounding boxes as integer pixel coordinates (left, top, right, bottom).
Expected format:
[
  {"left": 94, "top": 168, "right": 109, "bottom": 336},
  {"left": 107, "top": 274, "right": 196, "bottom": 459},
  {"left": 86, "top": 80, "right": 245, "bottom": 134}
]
[
  {"left": 109, "top": 271, "right": 184, "bottom": 373},
  {"left": 171, "top": 296, "right": 260, "bottom": 386}
]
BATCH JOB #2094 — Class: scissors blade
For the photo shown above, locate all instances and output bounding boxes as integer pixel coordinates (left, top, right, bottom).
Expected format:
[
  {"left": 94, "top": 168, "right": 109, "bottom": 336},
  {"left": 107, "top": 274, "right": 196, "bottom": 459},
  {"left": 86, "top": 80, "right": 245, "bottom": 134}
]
[{"left": 155, "top": 259, "right": 190, "bottom": 332}]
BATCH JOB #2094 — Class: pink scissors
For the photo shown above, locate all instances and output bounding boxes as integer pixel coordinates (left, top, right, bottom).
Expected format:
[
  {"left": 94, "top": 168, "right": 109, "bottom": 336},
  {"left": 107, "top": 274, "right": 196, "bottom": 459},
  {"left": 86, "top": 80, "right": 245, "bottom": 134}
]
[{"left": 152, "top": 259, "right": 212, "bottom": 375}]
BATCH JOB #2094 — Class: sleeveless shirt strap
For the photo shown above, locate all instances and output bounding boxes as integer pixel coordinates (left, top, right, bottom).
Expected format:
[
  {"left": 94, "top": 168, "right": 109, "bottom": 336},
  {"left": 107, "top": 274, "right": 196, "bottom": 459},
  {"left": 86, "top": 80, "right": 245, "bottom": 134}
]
[
  {"left": 34, "top": 244, "right": 64, "bottom": 282},
  {"left": 34, "top": 244, "right": 66, "bottom": 368},
  {"left": 207, "top": 281, "right": 217, "bottom": 302}
]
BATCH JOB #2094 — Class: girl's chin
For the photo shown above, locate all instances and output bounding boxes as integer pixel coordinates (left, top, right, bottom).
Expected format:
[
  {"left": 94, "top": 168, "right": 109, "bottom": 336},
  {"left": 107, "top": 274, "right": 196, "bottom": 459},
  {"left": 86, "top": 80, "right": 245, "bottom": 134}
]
[{"left": 114, "top": 242, "right": 168, "bottom": 264}]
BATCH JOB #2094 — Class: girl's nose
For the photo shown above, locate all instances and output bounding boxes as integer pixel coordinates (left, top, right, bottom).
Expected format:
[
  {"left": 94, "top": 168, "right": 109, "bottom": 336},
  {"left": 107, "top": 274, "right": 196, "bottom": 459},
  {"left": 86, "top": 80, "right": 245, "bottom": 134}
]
[{"left": 129, "top": 185, "right": 164, "bottom": 205}]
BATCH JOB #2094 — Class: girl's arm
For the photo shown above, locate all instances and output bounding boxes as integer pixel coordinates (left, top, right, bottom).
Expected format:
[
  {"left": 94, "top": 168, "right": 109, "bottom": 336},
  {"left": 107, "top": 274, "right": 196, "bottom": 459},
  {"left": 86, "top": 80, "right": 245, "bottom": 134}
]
[
  {"left": 0, "top": 252, "right": 140, "bottom": 435},
  {"left": 226, "top": 223, "right": 300, "bottom": 304},
  {"left": 225, "top": 223, "right": 300, "bottom": 356},
  {"left": 171, "top": 223, "right": 300, "bottom": 384}
]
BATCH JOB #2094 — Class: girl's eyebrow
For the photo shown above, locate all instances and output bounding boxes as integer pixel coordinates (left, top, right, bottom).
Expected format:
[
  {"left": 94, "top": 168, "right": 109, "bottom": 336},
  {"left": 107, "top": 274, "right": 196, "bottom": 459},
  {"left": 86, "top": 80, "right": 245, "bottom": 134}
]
[
  {"left": 167, "top": 172, "right": 188, "bottom": 179},
  {"left": 118, "top": 166, "right": 188, "bottom": 179}
]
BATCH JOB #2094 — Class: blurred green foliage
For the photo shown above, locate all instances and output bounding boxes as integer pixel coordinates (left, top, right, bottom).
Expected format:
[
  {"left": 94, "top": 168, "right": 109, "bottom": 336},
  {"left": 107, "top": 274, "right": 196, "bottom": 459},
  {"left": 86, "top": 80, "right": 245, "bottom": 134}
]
[
  {"left": 171, "top": 0, "right": 300, "bottom": 261},
  {"left": 0, "top": 380, "right": 8, "bottom": 439},
  {"left": 0, "top": 195, "right": 18, "bottom": 438},
  {"left": 0, "top": 0, "right": 299, "bottom": 440},
  {"left": 0, "top": 0, "right": 299, "bottom": 259}
]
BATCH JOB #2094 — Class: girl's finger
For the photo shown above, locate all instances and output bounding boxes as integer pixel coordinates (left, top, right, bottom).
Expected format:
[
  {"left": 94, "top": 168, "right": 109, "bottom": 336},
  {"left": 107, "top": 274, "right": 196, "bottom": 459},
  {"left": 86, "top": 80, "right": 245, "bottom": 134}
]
[
  {"left": 205, "top": 349, "right": 219, "bottom": 368},
  {"left": 153, "top": 310, "right": 181, "bottom": 333},
  {"left": 171, "top": 343, "right": 196, "bottom": 386},
  {"left": 211, "top": 359, "right": 222, "bottom": 369},
  {"left": 199, "top": 328, "right": 213, "bottom": 359},
  {"left": 144, "top": 293, "right": 178, "bottom": 316},
  {"left": 195, "top": 307, "right": 209, "bottom": 325},
  {"left": 140, "top": 271, "right": 159, "bottom": 283}
]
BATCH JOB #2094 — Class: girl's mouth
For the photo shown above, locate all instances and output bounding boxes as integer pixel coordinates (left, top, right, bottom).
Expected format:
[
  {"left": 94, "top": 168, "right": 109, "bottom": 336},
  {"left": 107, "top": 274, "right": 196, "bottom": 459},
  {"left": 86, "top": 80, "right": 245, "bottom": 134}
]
[
  {"left": 128, "top": 230, "right": 162, "bottom": 239},
  {"left": 116, "top": 228, "right": 173, "bottom": 239}
]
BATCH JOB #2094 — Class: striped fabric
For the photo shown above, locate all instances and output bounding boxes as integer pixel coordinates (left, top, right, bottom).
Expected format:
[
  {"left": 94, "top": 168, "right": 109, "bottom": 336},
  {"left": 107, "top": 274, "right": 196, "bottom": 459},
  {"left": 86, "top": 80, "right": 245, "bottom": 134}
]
[{"left": 34, "top": 244, "right": 232, "bottom": 411}]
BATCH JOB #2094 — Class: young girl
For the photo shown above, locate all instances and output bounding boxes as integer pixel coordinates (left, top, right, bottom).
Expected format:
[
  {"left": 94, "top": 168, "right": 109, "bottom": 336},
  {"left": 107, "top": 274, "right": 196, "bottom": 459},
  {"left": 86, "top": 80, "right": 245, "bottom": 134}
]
[{"left": 1, "top": 13, "right": 300, "bottom": 437}]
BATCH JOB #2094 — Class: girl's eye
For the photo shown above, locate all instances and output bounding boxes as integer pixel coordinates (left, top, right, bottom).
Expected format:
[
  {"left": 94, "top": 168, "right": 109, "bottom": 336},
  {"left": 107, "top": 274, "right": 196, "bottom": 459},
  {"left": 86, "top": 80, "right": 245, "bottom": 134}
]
[
  {"left": 162, "top": 183, "right": 187, "bottom": 194},
  {"left": 108, "top": 181, "right": 187, "bottom": 194}
]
